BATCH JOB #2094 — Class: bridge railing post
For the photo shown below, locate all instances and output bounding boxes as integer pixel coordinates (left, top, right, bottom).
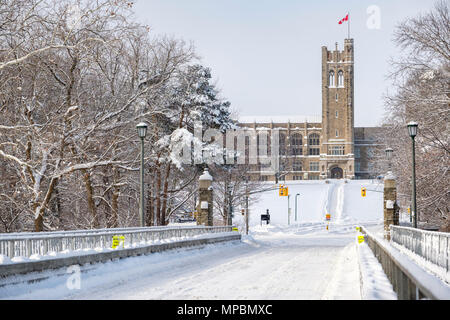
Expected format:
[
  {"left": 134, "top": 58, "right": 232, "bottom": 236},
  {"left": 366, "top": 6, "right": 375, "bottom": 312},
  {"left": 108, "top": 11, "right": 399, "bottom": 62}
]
[
  {"left": 384, "top": 172, "right": 398, "bottom": 240},
  {"left": 197, "top": 168, "right": 214, "bottom": 226}
]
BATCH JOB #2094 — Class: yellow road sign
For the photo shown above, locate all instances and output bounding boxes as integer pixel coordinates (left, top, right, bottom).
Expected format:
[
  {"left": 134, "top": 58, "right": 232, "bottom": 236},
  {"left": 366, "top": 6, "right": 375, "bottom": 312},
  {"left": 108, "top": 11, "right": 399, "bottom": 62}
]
[
  {"left": 358, "top": 235, "right": 365, "bottom": 244},
  {"left": 112, "top": 235, "right": 125, "bottom": 249}
]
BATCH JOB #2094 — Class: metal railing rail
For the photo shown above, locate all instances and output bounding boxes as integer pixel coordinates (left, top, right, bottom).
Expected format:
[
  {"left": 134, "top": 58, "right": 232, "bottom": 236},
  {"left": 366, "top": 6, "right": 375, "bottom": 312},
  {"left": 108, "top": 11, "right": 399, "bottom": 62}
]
[
  {"left": 0, "top": 225, "right": 197, "bottom": 239},
  {"left": 0, "top": 226, "right": 233, "bottom": 259},
  {"left": 360, "top": 226, "right": 450, "bottom": 300},
  {"left": 390, "top": 225, "right": 449, "bottom": 273}
]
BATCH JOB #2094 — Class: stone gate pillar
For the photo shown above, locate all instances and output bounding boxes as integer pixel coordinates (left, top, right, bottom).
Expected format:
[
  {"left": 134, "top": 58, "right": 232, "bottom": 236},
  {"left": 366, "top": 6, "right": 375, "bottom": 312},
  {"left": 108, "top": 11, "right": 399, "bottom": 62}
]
[
  {"left": 384, "top": 172, "right": 398, "bottom": 240},
  {"left": 197, "top": 168, "right": 213, "bottom": 226}
]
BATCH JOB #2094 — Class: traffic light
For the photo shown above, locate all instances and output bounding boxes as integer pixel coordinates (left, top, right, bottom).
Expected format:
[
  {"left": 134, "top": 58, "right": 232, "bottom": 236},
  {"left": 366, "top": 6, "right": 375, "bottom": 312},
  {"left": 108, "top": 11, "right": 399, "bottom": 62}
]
[
  {"left": 361, "top": 187, "right": 366, "bottom": 197},
  {"left": 279, "top": 185, "right": 288, "bottom": 196}
]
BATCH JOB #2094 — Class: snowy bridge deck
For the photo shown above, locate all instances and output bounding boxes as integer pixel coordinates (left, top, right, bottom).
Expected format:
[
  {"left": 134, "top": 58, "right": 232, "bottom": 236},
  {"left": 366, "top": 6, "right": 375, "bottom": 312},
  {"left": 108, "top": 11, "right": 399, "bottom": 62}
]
[{"left": 1, "top": 180, "right": 449, "bottom": 300}]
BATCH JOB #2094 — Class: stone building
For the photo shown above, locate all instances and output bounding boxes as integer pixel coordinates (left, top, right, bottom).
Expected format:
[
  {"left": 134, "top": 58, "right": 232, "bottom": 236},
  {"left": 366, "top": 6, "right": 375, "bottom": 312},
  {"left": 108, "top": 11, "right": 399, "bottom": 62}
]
[{"left": 237, "top": 38, "right": 382, "bottom": 181}]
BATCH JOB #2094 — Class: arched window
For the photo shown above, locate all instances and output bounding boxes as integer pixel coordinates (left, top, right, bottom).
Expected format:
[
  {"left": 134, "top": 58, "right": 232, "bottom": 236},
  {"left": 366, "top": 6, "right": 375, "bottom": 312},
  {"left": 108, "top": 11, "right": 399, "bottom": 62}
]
[
  {"left": 328, "top": 71, "right": 335, "bottom": 87},
  {"left": 308, "top": 133, "right": 320, "bottom": 156},
  {"left": 308, "top": 133, "right": 320, "bottom": 146},
  {"left": 338, "top": 70, "right": 344, "bottom": 87},
  {"left": 291, "top": 133, "right": 303, "bottom": 155},
  {"left": 279, "top": 132, "right": 287, "bottom": 155}
]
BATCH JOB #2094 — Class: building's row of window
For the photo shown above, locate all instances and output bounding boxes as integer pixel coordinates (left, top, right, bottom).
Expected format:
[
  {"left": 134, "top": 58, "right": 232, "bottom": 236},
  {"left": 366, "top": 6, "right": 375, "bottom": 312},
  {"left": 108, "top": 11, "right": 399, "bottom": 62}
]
[
  {"left": 242, "top": 130, "right": 363, "bottom": 156},
  {"left": 278, "top": 133, "right": 320, "bottom": 146},
  {"left": 279, "top": 147, "right": 320, "bottom": 156},
  {"left": 279, "top": 133, "right": 320, "bottom": 156},
  {"left": 329, "top": 70, "right": 344, "bottom": 87},
  {"left": 292, "top": 175, "right": 319, "bottom": 181},
  {"left": 277, "top": 161, "right": 319, "bottom": 172},
  {"left": 258, "top": 174, "right": 320, "bottom": 182},
  {"left": 245, "top": 133, "right": 320, "bottom": 147},
  {"left": 328, "top": 146, "right": 344, "bottom": 155}
]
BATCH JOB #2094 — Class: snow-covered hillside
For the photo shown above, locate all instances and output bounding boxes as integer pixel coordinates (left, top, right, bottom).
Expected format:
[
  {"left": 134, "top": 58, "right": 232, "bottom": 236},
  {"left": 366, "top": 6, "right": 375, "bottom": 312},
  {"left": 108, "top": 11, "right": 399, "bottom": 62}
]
[{"left": 233, "top": 179, "right": 384, "bottom": 228}]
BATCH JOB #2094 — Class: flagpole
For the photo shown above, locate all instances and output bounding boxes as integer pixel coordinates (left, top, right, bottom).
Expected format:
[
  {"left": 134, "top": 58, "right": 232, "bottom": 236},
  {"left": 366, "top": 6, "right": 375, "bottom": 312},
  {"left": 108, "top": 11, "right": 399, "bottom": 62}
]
[{"left": 348, "top": 12, "right": 350, "bottom": 39}]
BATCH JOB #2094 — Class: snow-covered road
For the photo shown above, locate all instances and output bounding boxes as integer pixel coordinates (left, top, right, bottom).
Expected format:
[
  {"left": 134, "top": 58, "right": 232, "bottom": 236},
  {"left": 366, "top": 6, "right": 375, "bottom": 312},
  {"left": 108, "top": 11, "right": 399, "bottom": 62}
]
[
  {"left": 1, "top": 180, "right": 392, "bottom": 300},
  {"left": 1, "top": 223, "right": 365, "bottom": 300}
]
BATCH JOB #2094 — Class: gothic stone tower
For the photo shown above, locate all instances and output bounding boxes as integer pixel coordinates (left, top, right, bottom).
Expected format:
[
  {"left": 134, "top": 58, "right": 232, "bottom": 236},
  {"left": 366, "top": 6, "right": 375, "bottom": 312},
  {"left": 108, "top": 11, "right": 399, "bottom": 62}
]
[{"left": 320, "top": 39, "right": 355, "bottom": 179}]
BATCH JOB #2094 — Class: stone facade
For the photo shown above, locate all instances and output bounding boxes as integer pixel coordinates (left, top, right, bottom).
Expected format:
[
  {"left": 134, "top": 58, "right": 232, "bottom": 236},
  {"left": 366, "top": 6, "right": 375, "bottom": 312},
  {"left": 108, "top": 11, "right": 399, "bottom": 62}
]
[
  {"left": 384, "top": 174, "right": 398, "bottom": 240},
  {"left": 237, "top": 38, "right": 381, "bottom": 181},
  {"left": 196, "top": 169, "right": 214, "bottom": 226}
]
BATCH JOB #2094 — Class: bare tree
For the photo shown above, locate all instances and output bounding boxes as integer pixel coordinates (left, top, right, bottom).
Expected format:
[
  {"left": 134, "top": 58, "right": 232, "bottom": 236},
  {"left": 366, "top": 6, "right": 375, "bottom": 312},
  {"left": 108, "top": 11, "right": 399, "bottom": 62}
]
[{"left": 380, "top": 0, "right": 449, "bottom": 231}]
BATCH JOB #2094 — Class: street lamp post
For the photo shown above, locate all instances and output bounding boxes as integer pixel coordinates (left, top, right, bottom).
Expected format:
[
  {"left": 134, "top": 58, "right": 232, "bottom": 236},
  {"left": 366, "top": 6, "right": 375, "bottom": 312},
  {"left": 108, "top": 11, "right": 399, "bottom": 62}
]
[
  {"left": 287, "top": 194, "right": 291, "bottom": 225},
  {"left": 295, "top": 193, "right": 300, "bottom": 222},
  {"left": 245, "top": 176, "right": 249, "bottom": 235},
  {"left": 407, "top": 121, "right": 418, "bottom": 228},
  {"left": 385, "top": 148, "right": 393, "bottom": 173},
  {"left": 137, "top": 122, "right": 148, "bottom": 227}
]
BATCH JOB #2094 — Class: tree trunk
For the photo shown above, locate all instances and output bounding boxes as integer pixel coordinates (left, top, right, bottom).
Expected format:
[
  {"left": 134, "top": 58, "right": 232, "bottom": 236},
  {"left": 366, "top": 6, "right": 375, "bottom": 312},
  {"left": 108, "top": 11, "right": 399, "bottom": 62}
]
[
  {"left": 34, "top": 212, "right": 44, "bottom": 232},
  {"left": 111, "top": 187, "right": 119, "bottom": 228},
  {"left": 155, "top": 163, "right": 162, "bottom": 225},
  {"left": 82, "top": 169, "right": 99, "bottom": 229},
  {"left": 160, "top": 163, "right": 171, "bottom": 225},
  {"left": 111, "top": 168, "right": 120, "bottom": 228},
  {"left": 34, "top": 176, "right": 59, "bottom": 232}
]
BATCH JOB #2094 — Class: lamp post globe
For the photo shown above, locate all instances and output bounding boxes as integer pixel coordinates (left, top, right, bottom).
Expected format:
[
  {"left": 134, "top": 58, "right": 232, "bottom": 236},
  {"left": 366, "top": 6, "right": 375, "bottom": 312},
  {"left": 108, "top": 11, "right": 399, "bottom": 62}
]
[
  {"left": 385, "top": 148, "right": 393, "bottom": 173},
  {"left": 385, "top": 148, "right": 393, "bottom": 160},
  {"left": 407, "top": 121, "right": 418, "bottom": 138},
  {"left": 136, "top": 122, "right": 148, "bottom": 138}
]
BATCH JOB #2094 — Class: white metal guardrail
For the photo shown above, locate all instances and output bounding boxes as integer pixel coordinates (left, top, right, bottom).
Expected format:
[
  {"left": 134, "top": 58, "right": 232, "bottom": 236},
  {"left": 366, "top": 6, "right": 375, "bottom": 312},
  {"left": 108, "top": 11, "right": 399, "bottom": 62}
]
[
  {"left": 0, "top": 226, "right": 170, "bottom": 239},
  {"left": 390, "top": 226, "right": 449, "bottom": 273},
  {"left": 361, "top": 226, "right": 450, "bottom": 300},
  {"left": 0, "top": 226, "right": 233, "bottom": 259}
]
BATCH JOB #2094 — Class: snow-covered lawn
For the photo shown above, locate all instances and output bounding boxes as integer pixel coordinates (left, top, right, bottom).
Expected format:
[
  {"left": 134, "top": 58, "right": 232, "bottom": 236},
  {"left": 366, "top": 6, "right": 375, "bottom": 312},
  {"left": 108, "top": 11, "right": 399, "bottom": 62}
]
[{"left": 233, "top": 179, "right": 384, "bottom": 229}]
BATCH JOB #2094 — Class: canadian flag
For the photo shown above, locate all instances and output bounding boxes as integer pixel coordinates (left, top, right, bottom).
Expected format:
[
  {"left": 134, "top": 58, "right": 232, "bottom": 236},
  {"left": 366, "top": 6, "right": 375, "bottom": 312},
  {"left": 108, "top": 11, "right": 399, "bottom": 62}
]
[{"left": 338, "top": 13, "right": 349, "bottom": 24}]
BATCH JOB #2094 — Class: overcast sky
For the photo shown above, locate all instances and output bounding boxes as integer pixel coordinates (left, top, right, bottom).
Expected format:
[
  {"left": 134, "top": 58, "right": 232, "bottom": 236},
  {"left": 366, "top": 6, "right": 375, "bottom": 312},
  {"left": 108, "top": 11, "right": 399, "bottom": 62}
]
[{"left": 133, "top": 0, "right": 435, "bottom": 127}]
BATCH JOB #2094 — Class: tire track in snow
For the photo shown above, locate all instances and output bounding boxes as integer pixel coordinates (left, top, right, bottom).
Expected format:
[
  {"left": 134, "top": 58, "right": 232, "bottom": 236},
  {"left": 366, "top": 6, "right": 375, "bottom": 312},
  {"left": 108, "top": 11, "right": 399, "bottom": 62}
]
[
  {"left": 323, "top": 180, "right": 345, "bottom": 223},
  {"left": 320, "top": 242, "right": 361, "bottom": 300}
]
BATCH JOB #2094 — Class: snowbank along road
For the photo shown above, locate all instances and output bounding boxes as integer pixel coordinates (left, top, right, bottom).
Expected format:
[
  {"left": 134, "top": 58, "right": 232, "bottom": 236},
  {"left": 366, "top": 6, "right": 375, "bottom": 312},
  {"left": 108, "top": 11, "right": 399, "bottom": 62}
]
[{"left": 1, "top": 179, "right": 390, "bottom": 300}]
